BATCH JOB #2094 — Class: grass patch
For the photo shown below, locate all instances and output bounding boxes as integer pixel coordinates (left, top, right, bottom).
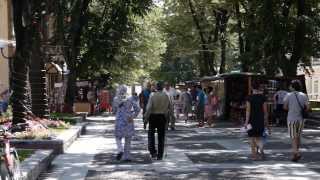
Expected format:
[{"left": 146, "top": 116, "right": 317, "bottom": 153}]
[
  {"left": 312, "top": 108, "right": 320, "bottom": 113},
  {"left": 18, "top": 149, "right": 34, "bottom": 161},
  {"left": 49, "top": 112, "right": 77, "bottom": 125}
]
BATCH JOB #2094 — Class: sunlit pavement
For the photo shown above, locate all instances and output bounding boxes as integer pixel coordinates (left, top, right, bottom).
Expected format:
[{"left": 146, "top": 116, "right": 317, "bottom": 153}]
[{"left": 40, "top": 114, "right": 320, "bottom": 180}]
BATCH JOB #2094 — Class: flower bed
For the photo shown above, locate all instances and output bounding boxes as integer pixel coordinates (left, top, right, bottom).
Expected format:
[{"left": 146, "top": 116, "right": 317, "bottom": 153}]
[{"left": 0, "top": 111, "right": 78, "bottom": 140}]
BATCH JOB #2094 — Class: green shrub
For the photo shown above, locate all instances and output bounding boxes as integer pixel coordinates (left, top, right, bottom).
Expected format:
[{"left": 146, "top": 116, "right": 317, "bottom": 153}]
[
  {"left": 49, "top": 113, "right": 77, "bottom": 125},
  {"left": 18, "top": 149, "right": 34, "bottom": 161}
]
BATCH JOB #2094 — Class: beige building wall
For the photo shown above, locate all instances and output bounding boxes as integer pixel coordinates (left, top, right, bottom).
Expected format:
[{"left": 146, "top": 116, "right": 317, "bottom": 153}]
[
  {"left": 305, "top": 66, "right": 320, "bottom": 101},
  {"left": 0, "top": 0, "right": 11, "bottom": 94},
  {"left": 298, "top": 58, "right": 320, "bottom": 101}
]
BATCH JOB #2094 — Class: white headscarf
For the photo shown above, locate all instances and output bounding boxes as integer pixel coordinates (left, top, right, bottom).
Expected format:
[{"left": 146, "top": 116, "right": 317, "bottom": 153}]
[
  {"left": 113, "top": 85, "right": 128, "bottom": 111},
  {"left": 116, "top": 85, "right": 127, "bottom": 99}
]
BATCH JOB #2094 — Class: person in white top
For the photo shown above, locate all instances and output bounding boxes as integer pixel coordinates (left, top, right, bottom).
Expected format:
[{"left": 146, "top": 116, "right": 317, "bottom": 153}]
[
  {"left": 283, "top": 80, "right": 309, "bottom": 162},
  {"left": 180, "top": 87, "right": 192, "bottom": 123},
  {"left": 163, "top": 82, "right": 176, "bottom": 130},
  {"left": 273, "top": 86, "right": 288, "bottom": 126}
]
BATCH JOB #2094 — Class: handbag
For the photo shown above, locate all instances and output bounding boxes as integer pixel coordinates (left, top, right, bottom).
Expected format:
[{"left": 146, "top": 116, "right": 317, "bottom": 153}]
[
  {"left": 240, "top": 123, "right": 252, "bottom": 133},
  {"left": 294, "top": 93, "right": 309, "bottom": 119}
]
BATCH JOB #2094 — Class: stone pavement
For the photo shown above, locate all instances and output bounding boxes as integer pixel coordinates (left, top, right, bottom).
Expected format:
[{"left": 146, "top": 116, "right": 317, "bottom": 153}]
[{"left": 40, "top": 114, "right": 320, "bottom": 180}]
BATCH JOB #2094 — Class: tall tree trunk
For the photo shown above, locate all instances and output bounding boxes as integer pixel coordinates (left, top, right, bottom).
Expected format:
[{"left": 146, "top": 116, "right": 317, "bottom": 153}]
[
  {"left": 11, "top": 0, "right": 30, "bottom": 124},
  {"left": 241, "top": 1, "right": 257, "bottom": 72},
  {"left": 234, "top": 1, "right": 246, "bottom": 71},
  {"left": 220, "top": 38, "right": 226, "bottom": 74},
  {"left": 262, "top": 0, "right": 277, "bottom": 76},
  {"left": 187, "top": 0, "right": 213, "bottom": 76},
  {"left": 64, "top": 0, "right": 90, "bottom": 111},
  {"left": 234, "top": 2, "right": 244, "bottom": 55},
  {"left": 279, "top": 0, "right": 293, "bottom": 76},
  {"left": 288, "top": 0, "right": 306, "bottom": 77},
  {"left": 25, "top": 0, "right": 49, "bottom": 118},
  {"left": 218, "top": 9, "right": 229, "bottom": 74},
  {"left": 29, "top": 29, "right": 49, "bottom": 118}
]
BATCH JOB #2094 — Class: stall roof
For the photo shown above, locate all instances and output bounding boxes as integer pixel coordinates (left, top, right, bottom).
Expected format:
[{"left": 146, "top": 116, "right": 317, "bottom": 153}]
[
  {"left": 185, "top": 80, "right": 200, "bottom": 85},
  {"left": 200, "top": 75, "right": 220, "bottom": 81},
  {"left": 200, "top": 72, "right": 260, "bottom": 81},
  {"left": 220, "top": 72, "right": 261, "bottom": 77},
  {"left": 200, "top": 72, "right": 306, "bottom": 82}
]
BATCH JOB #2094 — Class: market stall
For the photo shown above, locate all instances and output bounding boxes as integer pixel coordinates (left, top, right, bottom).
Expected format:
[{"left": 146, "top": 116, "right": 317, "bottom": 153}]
[
  {"left": 201, "top": 73, "right": 306, "bottom": 124},
  {"left": 74, "top": 80, "right": 93, "bottom": 113}
]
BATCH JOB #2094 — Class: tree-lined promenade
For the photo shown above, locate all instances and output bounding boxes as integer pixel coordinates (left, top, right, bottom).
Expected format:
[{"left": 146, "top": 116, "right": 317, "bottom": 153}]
[
  {"left": 4, "top": 1, "right": 320, "bottom": 126},
  {"left": 0, "top": 1, "right": 320, "bottom": 179}
]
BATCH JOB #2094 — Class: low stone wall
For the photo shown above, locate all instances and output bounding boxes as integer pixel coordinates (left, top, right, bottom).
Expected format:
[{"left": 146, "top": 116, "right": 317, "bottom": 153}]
[
  {"left": 11, "top": 122, "right": 88, "bottom": 154},
  {"left": 20, "top": 150, "right": 54, "bottom": 180}
]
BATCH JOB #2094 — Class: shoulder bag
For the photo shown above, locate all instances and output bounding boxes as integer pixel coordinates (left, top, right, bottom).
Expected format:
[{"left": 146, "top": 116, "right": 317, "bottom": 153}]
[{"left": 294, "top": 93, "right": 309, "bottom": 119}]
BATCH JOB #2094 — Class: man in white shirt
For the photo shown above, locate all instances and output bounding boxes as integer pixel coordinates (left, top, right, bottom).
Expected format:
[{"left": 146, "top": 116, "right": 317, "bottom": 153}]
[
  {"left": 273, "top": 86, "right": 288, "bottom": 126},
  {"left": 145, "top": 82, "right": 172, "bottom": 160},
  {"left": 163, "top": 82, "right": 176, "bottom": 130},
  {"left": 283, "top": 80, "right": 309, "bottom": 162}
]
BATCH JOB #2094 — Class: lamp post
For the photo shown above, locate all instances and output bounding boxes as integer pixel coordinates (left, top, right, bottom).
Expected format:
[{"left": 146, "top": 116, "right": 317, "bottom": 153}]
[{"left": 0, "top": 39, "right": 16, "bottom": 90}]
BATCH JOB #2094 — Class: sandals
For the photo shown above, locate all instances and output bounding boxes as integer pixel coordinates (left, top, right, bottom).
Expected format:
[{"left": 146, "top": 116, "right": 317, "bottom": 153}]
[
  {"left": 251, "top": 154, "right": 260, "bottom": 161},
  {"left": 116, "top": 152, "right": 123, "bottom": 161},
  {"left": 291, "top": 153, "right": 302, "bottom": 162}
]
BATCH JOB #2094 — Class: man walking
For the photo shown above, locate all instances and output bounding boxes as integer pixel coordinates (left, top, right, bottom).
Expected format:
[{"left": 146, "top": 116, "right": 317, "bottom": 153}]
[
  {"left": 139, "top": 82, "right": 152, "bottom": 129},
  {"left": 283, "top": 80, "right": 309, "bottom": 162},
  {"left": 196, "top": 85, "right": 205, "bottom": 127},
  {"left": 164, "top": 82, "right": 176, "bottom": 130},
  {"left": 145, "top": 82, "right": 172, "bottom": 160},
  {"left": 181, "top": 87, "right": 192, "bottom": 123},
  {"left": 273, "top": 85, "right": 288, "bottom": 126}
]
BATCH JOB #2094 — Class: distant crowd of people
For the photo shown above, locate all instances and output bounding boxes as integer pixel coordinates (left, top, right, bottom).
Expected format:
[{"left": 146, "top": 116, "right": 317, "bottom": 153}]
[
  {"left": 112, "top": 81, "right": 222, "bottom": 162},
  {"left": 139, "top": 82, "right": 221, "bottom": 129},
  {"left": 112, "top": 80, "right": 309, "bottom": 163}
]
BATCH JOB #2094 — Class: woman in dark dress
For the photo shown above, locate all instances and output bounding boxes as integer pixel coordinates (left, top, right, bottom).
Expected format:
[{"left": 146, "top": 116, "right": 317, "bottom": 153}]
[{"left": 244, "top": 84, "right": 269, "bottom": 160}]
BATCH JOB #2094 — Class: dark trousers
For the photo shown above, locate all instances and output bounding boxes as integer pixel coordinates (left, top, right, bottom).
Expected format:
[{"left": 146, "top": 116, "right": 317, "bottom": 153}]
[
  {"left": 196, "top": 105, "right": 205, "bottom": 125},
  {"left": 148, "top": 114, "right": 167, "bottom": 159}
]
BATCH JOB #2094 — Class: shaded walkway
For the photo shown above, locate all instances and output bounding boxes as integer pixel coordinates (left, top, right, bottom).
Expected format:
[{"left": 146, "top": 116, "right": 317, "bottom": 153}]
[{"left": 40, "top": 114, "right": 320, "bottom": 179}]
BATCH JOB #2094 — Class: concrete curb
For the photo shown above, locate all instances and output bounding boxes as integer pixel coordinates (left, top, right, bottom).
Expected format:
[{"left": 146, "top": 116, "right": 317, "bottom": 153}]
[
  {"left": 20, "top": 150, "right": 55, "bottom": 180},
  {"left": 57, "top": 122, "right": 88, "bottom": 153},
  {"left": 11, "top": 122, "right": 88, "bottom": 154}
]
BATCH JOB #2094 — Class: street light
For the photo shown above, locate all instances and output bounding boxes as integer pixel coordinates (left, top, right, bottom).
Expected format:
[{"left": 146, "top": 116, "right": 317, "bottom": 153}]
[
  {"left": 0, "top": 39, "right": 16, "bottom": 92},
  {"left": 0, "top": 39, "right": 15, "bottom": 59}
]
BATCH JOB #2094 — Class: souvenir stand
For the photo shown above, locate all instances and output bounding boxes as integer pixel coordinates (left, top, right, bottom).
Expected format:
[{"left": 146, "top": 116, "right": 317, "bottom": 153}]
[
  {"left": 74, "top": 80, "right": 91, "bottom": 113},
  {"left": 45, "top": 62, "right": 64, "bottom": 112},
  {"left": 200, "top": 76, "right": 225, "bottom": 120},
  {"left": 201, "top": 73, "right": 306, "bottom": 124}
]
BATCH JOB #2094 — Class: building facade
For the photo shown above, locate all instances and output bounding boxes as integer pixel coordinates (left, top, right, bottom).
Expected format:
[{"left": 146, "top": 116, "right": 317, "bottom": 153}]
[
  {"left": 305, "top": 58, "right": 320, "bottom": 101},
  {"left": 0, "top": 0, "right": 12, "bottom": 95}
]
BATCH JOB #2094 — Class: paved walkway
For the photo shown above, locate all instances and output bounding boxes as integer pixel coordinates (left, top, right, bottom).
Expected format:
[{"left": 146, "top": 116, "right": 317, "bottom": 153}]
[{"left": 40, "top": 115, "right": 320, "bottom": 180}]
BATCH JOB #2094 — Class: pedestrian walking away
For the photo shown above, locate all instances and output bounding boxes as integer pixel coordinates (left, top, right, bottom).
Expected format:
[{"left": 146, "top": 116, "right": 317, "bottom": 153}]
[
  {"left": 113, "top": 85, "right": 140, "bottom": 162},
  {"left": 164, "top": 82, "right": 176, "bottom": 130},
  {"left": 283, "top": 80, "right": 309, "bottom": 162},
  {"left": 273, "top": 85, "right": 288, "bottom": 126},
  {"left": 181, "top": 87, "right": 192, "bottom": 123},
  {"left": 244, "top": 83, "right": 270, "bottom": 160},
  {"left": 195, "top": 85, "right": 205, "bottom": 127},
  {"left": 139, "top": 82, "right": 152, "bottom": 130},
  {"left": 204, "top": 86, "right": 215, "bottom": 127},
  {"left": 145, "top": 81, "right": 172, "bottom": 160}
]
